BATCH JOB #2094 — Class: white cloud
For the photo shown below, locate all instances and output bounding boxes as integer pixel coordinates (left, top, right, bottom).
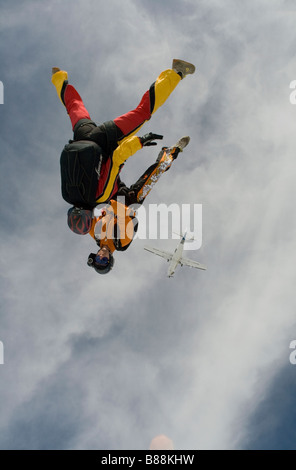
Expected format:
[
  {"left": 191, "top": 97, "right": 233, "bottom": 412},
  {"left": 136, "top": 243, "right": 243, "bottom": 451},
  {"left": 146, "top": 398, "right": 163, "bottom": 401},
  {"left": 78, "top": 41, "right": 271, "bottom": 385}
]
[{"left": 1, "top": 0, "right": 296, "bottom": 450}]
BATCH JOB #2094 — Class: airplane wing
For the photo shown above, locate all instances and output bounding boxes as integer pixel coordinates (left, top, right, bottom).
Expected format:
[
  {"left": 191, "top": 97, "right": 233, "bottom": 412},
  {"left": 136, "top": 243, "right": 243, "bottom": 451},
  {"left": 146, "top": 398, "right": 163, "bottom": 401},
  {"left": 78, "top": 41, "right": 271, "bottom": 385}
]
[
  {"left": 144, "top": 246, "right": 172, "bottom": 262},
  {"left": 179, "top": 256, "right": 207, "bottom": 270}
]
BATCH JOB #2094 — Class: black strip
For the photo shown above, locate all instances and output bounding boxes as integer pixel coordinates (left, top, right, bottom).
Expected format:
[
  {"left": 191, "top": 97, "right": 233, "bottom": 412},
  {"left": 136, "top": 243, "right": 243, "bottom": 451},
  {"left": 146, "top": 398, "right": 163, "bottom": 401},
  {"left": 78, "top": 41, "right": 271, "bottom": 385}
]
[
  {"left": 114, "top": 83, "right": 156, "bottom": 143},
  {"left": 60, "top": 80, "right": 68, "bottom": 106},
  {"left": 116, "top": 125, "right": 143, "bottom": 142},
  {"left": 149, "top": 81, "right": 156, "bottom": 114}
]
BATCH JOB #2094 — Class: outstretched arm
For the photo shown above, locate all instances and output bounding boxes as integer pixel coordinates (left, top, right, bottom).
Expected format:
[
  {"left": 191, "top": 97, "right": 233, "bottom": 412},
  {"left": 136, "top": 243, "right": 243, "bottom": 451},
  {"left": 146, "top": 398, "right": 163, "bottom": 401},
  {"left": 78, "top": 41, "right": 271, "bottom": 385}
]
[{"left": 113, "top": 133, "right": 163, "bottom": 166}]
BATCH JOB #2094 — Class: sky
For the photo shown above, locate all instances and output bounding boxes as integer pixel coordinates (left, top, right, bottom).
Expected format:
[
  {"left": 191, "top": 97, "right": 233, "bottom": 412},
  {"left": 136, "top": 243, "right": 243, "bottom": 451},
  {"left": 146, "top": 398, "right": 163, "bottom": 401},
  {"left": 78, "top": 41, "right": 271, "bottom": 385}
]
[{"left": 0, "top": 0, "right": 296, "bottom": 450}]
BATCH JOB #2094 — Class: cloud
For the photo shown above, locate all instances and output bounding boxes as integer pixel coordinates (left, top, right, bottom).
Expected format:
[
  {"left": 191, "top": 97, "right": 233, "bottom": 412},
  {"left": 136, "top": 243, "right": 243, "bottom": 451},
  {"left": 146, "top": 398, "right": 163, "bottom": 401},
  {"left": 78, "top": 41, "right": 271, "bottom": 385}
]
[{"left": 1, "top": 0, "right": 296, "bottom": 451}]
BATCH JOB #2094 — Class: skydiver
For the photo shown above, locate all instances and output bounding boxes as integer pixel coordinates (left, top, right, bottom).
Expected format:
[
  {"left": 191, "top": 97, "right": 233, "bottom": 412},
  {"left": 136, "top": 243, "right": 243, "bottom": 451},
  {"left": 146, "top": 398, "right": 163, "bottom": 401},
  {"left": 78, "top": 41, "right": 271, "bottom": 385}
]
[
  {"left": 87, "top": 136, "right": 190, "bottom": 275},
  {"left": 51, "top": 59, "right": 195, "bottom": 235}
]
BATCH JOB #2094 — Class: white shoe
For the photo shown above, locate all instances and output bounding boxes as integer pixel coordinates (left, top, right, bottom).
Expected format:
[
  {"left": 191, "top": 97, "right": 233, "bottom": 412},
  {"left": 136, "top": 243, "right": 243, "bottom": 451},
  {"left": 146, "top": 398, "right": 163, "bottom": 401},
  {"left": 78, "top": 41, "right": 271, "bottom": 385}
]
[
  {"left": 52, "top": 67, "right": 61, "bottom": 75},
  {"left": 172, "top": 59, "right": 195, "bottom": 78},
  {"left": 174, "top": 136, "right": 190, "bottom": 151}
]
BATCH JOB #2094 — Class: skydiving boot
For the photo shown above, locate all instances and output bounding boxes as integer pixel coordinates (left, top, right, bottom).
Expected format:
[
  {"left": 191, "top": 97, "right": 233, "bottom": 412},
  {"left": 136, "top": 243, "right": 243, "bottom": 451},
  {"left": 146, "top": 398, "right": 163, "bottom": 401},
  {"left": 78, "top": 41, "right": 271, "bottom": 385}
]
[
  {"left": 51, "top": 67, "right": 68, "bottom": 105},
  {"left": 175, "top": 136, "right": 190, "bottom": 151},
  {"left": 172, "top": 59, "right": 195, "bottom": 79},
  {"left": 171, "top": 136, "right": 190, "bottom": 159}
]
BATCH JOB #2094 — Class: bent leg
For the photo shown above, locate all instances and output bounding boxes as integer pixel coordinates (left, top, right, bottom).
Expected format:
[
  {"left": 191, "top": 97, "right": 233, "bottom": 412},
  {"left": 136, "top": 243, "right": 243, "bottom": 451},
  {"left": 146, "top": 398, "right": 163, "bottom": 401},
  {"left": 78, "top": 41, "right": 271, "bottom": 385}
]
[
  {"left": 114, "top": 69, "right": 181, "bottom": 139},
  {"left": 115, "top": 162, "right": 158, "bottom": 207},
  {"left": 134, "top": 146, "right": 178, "bottom": 203}
]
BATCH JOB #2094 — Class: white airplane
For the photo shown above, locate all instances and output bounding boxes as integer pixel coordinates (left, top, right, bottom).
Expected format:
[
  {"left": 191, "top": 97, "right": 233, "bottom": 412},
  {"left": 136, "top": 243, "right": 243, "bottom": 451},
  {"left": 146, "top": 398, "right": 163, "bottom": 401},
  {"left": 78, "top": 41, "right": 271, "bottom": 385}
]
[{"left": 144, "top": 232, "right": 206, "bottom": 278}]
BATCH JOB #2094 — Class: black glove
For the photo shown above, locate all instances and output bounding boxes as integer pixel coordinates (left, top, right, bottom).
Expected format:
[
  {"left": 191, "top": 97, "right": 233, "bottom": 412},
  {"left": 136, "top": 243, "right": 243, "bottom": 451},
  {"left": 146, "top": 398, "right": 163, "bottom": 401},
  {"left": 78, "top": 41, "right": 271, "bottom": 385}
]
[{"left": 139, "top": 132, "right": 163, "bottom": 147}]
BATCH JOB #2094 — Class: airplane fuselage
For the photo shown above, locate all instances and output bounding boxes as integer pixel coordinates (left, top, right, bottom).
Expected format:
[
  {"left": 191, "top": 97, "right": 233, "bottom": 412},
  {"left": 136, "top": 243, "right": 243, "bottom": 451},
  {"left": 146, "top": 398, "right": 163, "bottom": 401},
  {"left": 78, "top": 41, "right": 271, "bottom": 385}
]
[{"left": 167, "top": 235, "right": 186, "bottom": 277}]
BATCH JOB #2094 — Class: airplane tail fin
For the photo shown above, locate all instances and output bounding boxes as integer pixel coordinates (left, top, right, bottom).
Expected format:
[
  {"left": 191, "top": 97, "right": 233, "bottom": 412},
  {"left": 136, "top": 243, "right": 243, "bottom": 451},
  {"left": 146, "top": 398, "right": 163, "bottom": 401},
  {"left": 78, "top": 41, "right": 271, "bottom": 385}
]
[{"left": 173, "top": 230, "right": 194, "bottom": 241}]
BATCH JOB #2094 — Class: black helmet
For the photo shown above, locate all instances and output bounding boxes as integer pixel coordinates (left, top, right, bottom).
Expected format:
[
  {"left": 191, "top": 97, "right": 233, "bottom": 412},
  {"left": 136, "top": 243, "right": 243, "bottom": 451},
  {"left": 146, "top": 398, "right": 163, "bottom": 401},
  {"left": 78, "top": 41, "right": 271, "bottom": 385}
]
[
  {"left": 67, "top": 207, "right": 93, "bottom": 235},
  {"left": 87, "top": 252, "right": 115, "bottom": 275}
]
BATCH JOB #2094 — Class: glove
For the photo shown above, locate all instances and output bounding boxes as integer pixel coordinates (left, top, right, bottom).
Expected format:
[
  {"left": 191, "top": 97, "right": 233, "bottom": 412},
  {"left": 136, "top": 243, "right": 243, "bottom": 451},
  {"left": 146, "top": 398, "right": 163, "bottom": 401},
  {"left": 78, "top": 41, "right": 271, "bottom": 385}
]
[{"left": 139, "top": 132, "right": 163, "bottom": 147}]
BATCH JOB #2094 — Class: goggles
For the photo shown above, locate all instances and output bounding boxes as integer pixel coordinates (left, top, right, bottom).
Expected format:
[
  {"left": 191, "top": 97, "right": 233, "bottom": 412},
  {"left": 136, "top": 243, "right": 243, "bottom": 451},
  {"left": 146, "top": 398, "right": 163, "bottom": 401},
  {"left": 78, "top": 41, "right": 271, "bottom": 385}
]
[{"left": 95, "top": 256, "right": 109, "bottom": 267}]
